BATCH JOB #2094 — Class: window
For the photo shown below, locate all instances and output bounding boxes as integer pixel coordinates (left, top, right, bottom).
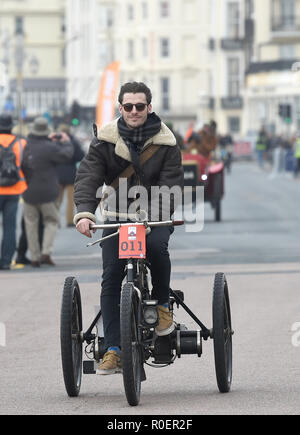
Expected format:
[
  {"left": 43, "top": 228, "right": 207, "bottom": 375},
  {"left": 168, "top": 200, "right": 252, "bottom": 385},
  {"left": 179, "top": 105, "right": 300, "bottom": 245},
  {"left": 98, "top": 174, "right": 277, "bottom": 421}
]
[
  {"left": 272, "top": 0, "right": 296, "bottom": 30},
  {"left": 228, "top": 117, "right": 240, "bottom": 133},
  {"left": 227, "top": 57, "right": 240, "bottom": 96},
  {"left": 142, "top": 2, "right": 148, "bottom": 19},
  {"left": 245, "top": 0, "right": 254, "bottom": 18},
  {"left": 227, "top": 2, "right": 240, "bottom": 38},
  {"left": 15, "top": 16, "right": 24, "bottom": 35},
  {"left": 107, "top": 8, "right": 114, "bottom": 27},
  {"left": 128, "top": 39, "right": 134, "bottom": 60},
  {"left": 160, "top": 38, "right": 170, "bottom": 58},
  {"left": 128, "top": 4, "right": 134, "bottom": 21},
  {"left": 142, "top": 38, "right": 148, "bottom": 57},
  {"left": 160, "top": 1, "right": 170, "bottom": 18},
  {"left": 280, "top": 44, "right": 295, "bottom": 59},
  {"left": 281, "top": 0, "right": 295, "bottom": 27},
  {"left": 161, "top": 77, "right": 170, "bottom": 111}
]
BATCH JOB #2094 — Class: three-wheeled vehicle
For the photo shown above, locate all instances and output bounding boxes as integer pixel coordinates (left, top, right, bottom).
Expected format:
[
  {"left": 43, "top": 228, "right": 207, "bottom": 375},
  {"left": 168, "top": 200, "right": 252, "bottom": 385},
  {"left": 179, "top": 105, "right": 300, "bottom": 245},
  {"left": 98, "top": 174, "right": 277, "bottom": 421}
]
[
  {"left": 60, "top": 220, "right": 233, "bottom": 406},
  {"left": 182, "top": 152, "right": 224, "bottom": 222}
]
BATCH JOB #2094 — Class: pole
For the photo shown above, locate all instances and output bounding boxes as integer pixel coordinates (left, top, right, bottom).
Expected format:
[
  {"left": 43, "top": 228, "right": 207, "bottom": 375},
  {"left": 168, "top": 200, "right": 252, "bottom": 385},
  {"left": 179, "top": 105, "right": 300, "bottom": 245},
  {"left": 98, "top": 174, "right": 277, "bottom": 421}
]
[{"left": 15, "top": 32, "right": 24, "bottom": 136}]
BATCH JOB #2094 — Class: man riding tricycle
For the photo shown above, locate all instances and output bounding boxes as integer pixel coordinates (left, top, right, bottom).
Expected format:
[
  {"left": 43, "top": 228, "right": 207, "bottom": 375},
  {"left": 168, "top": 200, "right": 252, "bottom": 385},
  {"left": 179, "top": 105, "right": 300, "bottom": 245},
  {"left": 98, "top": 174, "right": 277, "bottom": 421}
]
[{"left": 60, "top": 83, "right": 233, "bottom": 406}]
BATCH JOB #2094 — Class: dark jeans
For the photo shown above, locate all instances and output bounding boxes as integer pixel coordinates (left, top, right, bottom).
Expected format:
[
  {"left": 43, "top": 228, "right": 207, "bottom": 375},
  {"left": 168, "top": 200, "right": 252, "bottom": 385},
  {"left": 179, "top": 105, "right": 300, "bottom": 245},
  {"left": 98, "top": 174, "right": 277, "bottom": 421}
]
[
  {"left": 100, "top": 225, "right": 174, "bottom": 349},
  {"left": 0, "top": 195, "right": 19, "bottom": 267}
]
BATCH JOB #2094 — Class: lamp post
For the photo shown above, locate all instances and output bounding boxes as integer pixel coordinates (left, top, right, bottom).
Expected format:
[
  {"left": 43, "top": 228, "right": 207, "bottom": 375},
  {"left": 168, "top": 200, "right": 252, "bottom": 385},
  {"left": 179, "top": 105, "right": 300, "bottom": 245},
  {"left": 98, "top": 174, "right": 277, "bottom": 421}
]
[
  {"left": 0, "top": 62, "right": 7, "bottom": 111},
  {"left": 14, "top": 27, "right": 24, "bottom": 136}
]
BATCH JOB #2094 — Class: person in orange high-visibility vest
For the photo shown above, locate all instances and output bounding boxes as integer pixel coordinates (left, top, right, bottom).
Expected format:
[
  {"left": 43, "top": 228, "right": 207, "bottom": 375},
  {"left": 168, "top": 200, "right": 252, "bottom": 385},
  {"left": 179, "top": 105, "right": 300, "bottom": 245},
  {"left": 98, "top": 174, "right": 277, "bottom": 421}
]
[{"left": 0, "top": 114, "right": 27, "bottom": 270}]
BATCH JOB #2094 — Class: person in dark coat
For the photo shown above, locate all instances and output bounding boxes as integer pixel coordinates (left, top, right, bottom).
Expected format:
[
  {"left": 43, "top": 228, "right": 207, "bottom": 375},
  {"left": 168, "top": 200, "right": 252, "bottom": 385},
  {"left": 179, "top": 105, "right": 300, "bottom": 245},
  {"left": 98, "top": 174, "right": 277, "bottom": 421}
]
[
  {"left": 21, "top": 117, "right": 74, "bottom": 267},
  {"left": 56, "top": 124, "right": 85, "bottom": 227},
  {"left": 73, "top": 82, "right": 184, "bottom": 375}
]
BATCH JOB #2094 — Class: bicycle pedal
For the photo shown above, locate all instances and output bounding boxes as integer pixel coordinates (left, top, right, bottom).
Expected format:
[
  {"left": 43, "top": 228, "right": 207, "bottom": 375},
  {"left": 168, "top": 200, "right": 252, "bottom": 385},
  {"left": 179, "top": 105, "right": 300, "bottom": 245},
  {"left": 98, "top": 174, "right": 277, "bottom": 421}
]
[
  {"left": 83, "top": 360, "right": 97, "bottom": 374},
  {"left": 153, "top": 335, "right": 174, "bottom": 364},
  {"left": 172, "top": 290, "right": 184, "bottom": 301}
]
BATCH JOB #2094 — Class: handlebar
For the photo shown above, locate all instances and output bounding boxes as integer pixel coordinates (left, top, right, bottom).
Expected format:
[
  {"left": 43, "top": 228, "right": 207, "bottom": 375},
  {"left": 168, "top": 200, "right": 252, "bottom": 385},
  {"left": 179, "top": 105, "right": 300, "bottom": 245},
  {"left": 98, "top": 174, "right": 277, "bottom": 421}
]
[
  {"left": 86, "top": 220, "right": 184, "bottom": 247},
  {"left": 90, "top": 220, "right": 184, "bottom": 231}
]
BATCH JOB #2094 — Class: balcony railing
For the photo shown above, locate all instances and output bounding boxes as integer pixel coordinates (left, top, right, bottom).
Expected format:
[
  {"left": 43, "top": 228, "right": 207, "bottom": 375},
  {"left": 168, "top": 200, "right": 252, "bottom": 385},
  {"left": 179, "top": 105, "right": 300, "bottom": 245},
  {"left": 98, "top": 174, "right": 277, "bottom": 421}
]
[
  {"left": 271, "top": 15, "right": 300, "bottom": 32},
  {"left": 221, "top": 96, "right": 243, "bottom": 110},
  {"left": 221, "top": 38, "right": 244, "bottom": 50}
]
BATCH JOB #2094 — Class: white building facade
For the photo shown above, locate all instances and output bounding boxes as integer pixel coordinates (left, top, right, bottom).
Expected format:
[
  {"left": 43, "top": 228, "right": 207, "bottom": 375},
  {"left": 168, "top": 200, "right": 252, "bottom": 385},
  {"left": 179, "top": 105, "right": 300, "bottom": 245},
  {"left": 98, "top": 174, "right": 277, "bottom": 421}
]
[
  {"left": 66, "top": 0, "right": 252, "bottom": 137},
  {"left": 66, "top": 0, "right": 244, "bottom": 135},
  {"left": 0, "top": 0, "right": 66, "bottom": 118},
  {"left": 245, "top": 0, "right": 300, "bottom": 136}
]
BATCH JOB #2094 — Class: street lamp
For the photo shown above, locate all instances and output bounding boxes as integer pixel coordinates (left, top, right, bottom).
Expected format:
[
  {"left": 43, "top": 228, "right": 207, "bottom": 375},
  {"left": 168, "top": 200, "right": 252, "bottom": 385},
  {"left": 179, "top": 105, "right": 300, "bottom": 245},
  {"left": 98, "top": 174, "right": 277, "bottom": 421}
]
[{"left": 14, "top": 26, "right": 25, "bottom": 136}]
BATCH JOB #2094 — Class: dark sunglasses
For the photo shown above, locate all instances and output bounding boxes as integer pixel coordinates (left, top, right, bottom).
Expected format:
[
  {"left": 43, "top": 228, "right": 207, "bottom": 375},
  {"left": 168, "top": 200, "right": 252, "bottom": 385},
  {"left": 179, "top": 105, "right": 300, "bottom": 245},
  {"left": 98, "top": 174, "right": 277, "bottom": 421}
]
[{"left": 122, "top": 103, "right": 148, "bottom": 112}]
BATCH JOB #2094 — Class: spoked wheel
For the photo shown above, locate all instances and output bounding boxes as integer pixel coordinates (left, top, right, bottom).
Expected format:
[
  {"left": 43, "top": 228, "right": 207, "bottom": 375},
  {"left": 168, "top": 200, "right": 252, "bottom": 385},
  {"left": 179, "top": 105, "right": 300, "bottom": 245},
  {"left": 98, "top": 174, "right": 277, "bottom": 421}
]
[
  {"left": 60, "top": 277, "right": 83, "bottom": 397},
  {"left": 212, "top": 273, "right": 233, "bottom": 393},
  {"left": 120, "top": 282, "right": 143, "bottom": 406}
]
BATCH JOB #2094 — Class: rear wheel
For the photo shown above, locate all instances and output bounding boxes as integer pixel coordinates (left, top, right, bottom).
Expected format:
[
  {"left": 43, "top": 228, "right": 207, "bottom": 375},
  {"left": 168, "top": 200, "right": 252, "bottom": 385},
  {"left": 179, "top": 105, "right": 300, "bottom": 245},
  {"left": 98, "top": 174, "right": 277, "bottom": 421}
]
[
  {"left": 213, "top": 273, "right": 232, "bottom": 393},
  {"left": 215, "top": 199, "right": 221, "bottom": 222},
  {"left": 120, "top": 283, "right": 143, "bottom": 406},
  {"left": 213, "top": 172, "right": 222, "bottom": 222},
  {"left": 60, "top": 277, "right": 83, "bottom": 397}
]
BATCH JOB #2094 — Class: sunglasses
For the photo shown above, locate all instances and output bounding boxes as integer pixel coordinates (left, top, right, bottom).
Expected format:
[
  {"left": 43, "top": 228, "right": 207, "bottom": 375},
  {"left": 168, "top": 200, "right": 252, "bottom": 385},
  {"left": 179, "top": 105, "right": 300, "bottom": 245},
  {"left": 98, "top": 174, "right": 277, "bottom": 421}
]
[{"left": 121, "top": 103, "right": 148, "bottom": 112}]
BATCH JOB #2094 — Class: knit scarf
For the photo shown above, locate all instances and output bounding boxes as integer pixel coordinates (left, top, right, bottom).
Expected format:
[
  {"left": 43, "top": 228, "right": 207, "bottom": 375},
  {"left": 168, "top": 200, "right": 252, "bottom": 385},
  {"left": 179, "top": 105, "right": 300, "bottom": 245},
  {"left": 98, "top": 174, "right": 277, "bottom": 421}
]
[{"left": 118, "top": 112, "right": 161, "bottom": 177}]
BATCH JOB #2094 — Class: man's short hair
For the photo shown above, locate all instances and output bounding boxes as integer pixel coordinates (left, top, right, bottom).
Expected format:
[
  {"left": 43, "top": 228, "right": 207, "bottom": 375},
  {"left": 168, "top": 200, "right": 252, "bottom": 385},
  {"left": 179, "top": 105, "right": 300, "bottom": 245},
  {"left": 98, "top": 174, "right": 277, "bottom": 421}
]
[{"left": 118, "top": 82, "right": 152, "bottom": 105}]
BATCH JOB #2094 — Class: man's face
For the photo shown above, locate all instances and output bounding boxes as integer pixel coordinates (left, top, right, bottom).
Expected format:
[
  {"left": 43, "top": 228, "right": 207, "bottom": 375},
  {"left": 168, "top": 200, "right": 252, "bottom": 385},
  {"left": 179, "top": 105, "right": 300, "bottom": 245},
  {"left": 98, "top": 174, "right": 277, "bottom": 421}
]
[{"left": 119, "top": 92, "right": 152, "bottom": 129}]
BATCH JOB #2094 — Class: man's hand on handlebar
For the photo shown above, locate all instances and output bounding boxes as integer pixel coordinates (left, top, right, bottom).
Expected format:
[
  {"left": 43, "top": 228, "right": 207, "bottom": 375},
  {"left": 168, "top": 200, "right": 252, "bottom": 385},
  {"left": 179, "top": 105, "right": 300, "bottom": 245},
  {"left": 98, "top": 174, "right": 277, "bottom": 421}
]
[{"left": 76, "top": 218, "right": 96, "bottom": 238}]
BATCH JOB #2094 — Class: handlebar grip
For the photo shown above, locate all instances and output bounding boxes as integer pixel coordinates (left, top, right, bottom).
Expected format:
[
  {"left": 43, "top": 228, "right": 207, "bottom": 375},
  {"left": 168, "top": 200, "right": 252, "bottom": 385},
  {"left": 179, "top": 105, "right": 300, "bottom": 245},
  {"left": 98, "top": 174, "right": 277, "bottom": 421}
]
[{"left": 172, "top": 220, "right": 184, "bottom": 226}]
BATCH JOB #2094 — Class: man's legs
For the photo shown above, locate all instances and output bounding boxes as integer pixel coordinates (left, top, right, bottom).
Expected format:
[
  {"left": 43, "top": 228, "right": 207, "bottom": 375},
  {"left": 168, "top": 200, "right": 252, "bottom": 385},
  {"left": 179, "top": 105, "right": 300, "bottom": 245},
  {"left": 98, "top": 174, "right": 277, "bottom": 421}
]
[
  {"left": 100, "top": 225, "right": 174, "bottom": 343},
  {"left": 97, "top": 228, "right": 125, "bottom": 374},
  {"left": 257, "top": 150, "right": 264, "bottom": 168},
  {"left": 0, "top": 195, "right": 19, "bottom": 268},
  {"left": 146, "top": 226, "right": 174, "bottom": 305},
  {"left": 146, "top": 226, "right": 175, "bottom": 336},
  {"left": 24, "top": 202, "right": 41, "bottom": 263},
  {"left": 100, "top": 228, "right": 126, "bottom": 349},
  {"left": 98, "top": 225, "right": 174, "bottom": 373},
  {"left": 65, "top": 184, "right": 75, "bottom": 226},
  {"left": 16, "top": 215, "right": 29, "bottom": 262},
  {"left": 40, "top": 201, "right": 59, "bottom": 257}
]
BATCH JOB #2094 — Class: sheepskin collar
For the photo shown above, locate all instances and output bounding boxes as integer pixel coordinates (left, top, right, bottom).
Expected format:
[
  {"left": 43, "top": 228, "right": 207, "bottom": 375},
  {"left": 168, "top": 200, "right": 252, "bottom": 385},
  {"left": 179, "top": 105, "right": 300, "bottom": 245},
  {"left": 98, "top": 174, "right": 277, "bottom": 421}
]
[{"left": 97, "top": 118, "right": 176, "bottom": 162}]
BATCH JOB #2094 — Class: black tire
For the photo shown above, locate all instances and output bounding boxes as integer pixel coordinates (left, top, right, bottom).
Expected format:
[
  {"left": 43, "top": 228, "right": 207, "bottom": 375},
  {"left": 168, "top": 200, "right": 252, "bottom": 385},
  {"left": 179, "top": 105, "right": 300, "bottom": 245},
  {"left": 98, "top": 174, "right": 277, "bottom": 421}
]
[
  {"left": 213, "top": 172, "right": 222, "bottom": 222},
  {"left": 215, "top": 199, "right": 221, "bottom": 222},
  {"left": 212, "top": 273, "right": 232, "bottom": 393},
  {"left": 120, "top": 283, "right": 143, "bottom": 406},
  {"left": 60, "top": 277, "right": 83, "bottom": 397}
]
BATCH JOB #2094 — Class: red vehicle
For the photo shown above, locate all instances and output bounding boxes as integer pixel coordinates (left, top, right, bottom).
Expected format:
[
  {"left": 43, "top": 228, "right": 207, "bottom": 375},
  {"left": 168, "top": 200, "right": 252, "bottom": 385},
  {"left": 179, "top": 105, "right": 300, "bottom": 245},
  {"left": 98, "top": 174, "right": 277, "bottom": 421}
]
[{"left": 182, "top": 152, "right": 224, "bottom": 222}]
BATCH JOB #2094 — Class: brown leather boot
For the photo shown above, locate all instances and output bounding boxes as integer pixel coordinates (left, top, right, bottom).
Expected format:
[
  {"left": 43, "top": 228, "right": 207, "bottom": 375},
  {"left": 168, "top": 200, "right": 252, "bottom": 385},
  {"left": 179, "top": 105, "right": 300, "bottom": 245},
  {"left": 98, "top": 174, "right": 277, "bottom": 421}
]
[
  {"left": 31, "top": 261, "right": 40, "bottom": 268},
  {"left": 40, "top": 255, "right": 55, "bottom": 266}
]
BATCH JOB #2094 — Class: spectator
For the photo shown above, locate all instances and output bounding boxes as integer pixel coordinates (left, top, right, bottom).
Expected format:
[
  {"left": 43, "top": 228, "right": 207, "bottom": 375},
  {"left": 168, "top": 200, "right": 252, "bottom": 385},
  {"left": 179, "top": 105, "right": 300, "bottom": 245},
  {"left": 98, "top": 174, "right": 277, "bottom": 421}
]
[
  {"left": 10, "top": 126, "right": 43, "bottom": 266},
  {"left": 21, "top": 117, "right": 74, "bottom": 267},
  {"left": 256, "top": 127, "right": 268, "bottom": 169},
  {"left": 293, "top": 133, "right": 300, "bottom": 177},
  {"left": 165, "top": 121, "right": 184, "bottom": 150},
  {"left": 219, "top": 133, "right": 233, "bottom": 173},
  {"left": 0, "top": 114, "right": 27, "bottom": 270},
  {"left": 268, "top": 135, "right": 285, "bottom": 179},
  {"left": 187, "top": 121, "right": 218, "bottom": 158},
  {"left": 56, "top": 124, "right": 85, "bottom": 227}
]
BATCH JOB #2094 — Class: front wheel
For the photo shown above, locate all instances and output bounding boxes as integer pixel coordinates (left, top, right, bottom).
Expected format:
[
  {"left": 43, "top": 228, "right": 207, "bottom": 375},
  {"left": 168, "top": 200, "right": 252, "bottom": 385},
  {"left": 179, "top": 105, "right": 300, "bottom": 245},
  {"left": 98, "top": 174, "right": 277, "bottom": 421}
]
[
  {"left": 60, "top": 277, "right": 83, "bottom": 397},
  {"left": 120, "top": 283, "right": 143, "bottom": 406},
  {"left": 212, "top": 273, "right": 233, "bottom": 393}
]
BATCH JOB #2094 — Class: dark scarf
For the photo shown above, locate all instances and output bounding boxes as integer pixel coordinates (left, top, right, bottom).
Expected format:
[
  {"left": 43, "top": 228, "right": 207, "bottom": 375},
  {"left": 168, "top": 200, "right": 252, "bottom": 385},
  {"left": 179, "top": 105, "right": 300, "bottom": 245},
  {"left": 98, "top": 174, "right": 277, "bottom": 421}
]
[{"left": 118, "top": 112, "right": 161, "bottom": 177}]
